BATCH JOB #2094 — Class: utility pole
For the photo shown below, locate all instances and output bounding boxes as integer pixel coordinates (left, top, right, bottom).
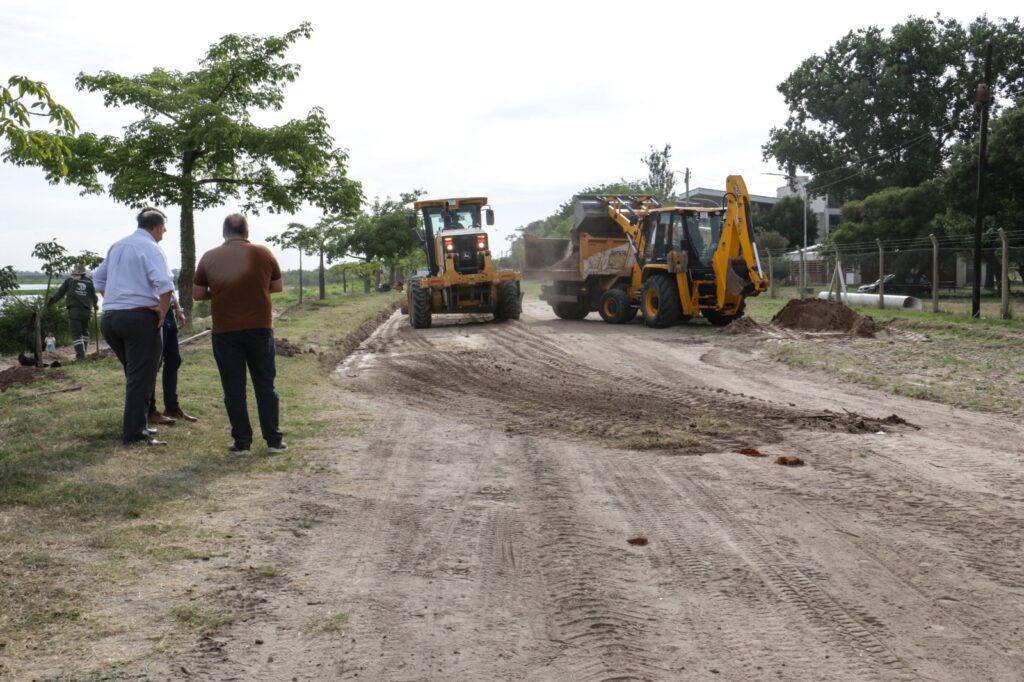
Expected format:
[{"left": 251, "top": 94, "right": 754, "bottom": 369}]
[
  {"left": 972, "top": 42, "right": 993, "bottom": 318},
  {"left": 685, "top": 167, "right": 691, "bottom": 205}
]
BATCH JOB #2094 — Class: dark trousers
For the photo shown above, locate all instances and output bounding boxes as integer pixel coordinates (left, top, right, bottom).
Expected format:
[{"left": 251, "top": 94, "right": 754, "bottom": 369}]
[
  {"left": 101, "top": 311, "right": 162, "bottom": 443},
  {"left": 148, "top": 314, "right": 181, "bottom": 414},
  {"left": 211, "top": 328, "right": 282, "bottom": 448},
  {"left": 68, "top": 308, "right": 92, "bottom": 359}
]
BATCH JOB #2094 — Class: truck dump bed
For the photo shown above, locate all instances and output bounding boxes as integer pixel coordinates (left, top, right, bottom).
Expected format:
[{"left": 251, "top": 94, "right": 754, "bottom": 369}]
[{"left": 522, "top": 195, "right": 652, "bottom": 281}]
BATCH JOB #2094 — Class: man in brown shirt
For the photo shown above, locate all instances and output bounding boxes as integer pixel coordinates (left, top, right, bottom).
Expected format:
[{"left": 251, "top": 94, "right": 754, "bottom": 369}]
[{"left": 194, "top": 214, "right": 286, "bottom": 455}]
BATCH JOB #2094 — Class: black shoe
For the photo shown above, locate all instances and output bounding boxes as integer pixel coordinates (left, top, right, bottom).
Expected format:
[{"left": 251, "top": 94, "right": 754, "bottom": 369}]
[
  {"left": 267, "top": 442, "right": 288, "bottom": 454},
  {"left": 228, "top": 444, "right": 251, "bottom": 455}
]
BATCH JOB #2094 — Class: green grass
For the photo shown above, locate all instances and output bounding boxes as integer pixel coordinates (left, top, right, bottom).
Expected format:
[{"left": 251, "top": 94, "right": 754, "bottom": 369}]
[
  {"left": 0, "top": 291, "right": 399, "bottom": 671},
  {"left": 746, "top": 287, "right": 1024, "bottom": 415},
  {"left": 171, "top": 604, "right": 236, "bottom": 632},
  {"left": 306, "top": 611, "right": 350, "bottom": 634}
]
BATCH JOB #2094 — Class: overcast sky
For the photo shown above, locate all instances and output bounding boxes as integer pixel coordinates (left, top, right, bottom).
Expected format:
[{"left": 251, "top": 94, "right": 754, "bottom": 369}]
[{"left": 1, "top": 0, "right": 1019, "bottom": 271}]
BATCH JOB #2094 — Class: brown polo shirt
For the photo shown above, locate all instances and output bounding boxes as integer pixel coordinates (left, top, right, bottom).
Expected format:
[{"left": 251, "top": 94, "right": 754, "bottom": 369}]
[{"left": 194, "top": 238, "right": 281, "bottom": 334}]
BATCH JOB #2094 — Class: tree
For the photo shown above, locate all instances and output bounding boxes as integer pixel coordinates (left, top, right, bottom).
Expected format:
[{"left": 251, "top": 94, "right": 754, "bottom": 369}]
[
  {"left": 750, "top": 196, "right": 818, "bottom": 249},
  {"left": 336, "top": 192, "right": 424, "bottom": 284},
  {"left": 0, "top": 265, "right": 17, "bottom": 296},
  {"left": 641, "top": 143, "right": 675, "bottom": 201},
  {"left": 763, "top": 15, "right": 1024, "bottom": 201},
  {"left": 7, "top": 23, "right": 362, "bottom": 320},
  {"left": 270, "top": 219, "right": 344, "bottom": 301},
  {"left": 754, "top": 230, "right": 790, "bottom": 255},
  {"left": 1, "top": 76, "right": 78, "bottom": 174}
]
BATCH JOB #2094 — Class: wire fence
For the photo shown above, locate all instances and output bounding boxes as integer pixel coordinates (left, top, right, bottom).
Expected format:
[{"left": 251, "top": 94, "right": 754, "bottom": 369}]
[{"left": 761, "top": 229, "right": 1024, "bottom": 319}]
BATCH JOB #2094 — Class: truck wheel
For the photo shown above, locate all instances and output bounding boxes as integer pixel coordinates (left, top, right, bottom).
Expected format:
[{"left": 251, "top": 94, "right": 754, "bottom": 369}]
[
  {"left": 494, "top": 281, "right": 521, "bottom": 321},
  {"left": 641, "top": 274, "right": 681, "bottom": 328},
  {"left": 598, "top": 289, "right": 635, "bottom": 324},
  {"left": 703, "top": 303, "right": 745, "bottom": 327},
  {"left": 409, "top": 277, "right": 432, "bottom": 329},
  {"left": 552, "top": 302, "right": 588, "bottom": 320}
]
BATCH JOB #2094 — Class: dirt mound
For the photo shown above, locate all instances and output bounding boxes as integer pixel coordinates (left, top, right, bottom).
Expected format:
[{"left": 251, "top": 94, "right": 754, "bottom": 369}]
[
  {"left": 722, "top": 316, "right": 762, "bottom": 335},
  {"left": 771, "top": 299, "right": 879, "bottom": 337},
  {"left": 275, "top": 338, "right": 307, "bottom": 357},
  {"left": 0, "top": 365, "right": 66, "bottom": 392}
]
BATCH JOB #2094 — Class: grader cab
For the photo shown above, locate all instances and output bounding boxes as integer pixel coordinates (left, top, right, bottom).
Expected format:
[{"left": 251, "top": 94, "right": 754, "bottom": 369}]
[{"left": 404, "top": 197, "right": 522, "bottom": 329}]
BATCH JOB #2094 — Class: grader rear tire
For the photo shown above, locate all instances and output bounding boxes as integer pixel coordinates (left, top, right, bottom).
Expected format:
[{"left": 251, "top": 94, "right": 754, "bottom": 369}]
[
  {"left": 494, "top": 281, "right": 521, "bottom": 321},
  {"left": 640, "top": 274, "right": 681, "bottom": 328},
  {"left": 408, "top": 277, "right": 432, "bottom": 329}
]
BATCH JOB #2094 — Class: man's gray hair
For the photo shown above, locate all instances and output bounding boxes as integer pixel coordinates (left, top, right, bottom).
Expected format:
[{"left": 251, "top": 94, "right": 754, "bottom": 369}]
[
  {"left": 137, "top": 207, "right": 167, "bottom": 230},
  {"left": 223, "top": 213, "right": 249, "bottom": 237}
]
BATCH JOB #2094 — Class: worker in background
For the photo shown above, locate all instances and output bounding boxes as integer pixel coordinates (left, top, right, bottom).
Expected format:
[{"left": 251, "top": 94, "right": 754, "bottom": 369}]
[
  {"left": 148, "top": 295, "right": 198, "bottom": 425},
  {"left": 47, "top": 263, "right": 98, "bottom": 360}
]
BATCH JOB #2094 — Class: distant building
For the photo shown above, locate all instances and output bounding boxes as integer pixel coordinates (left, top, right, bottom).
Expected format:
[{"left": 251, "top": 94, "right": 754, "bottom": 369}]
[
  {"left": 676, "top": 187, "right": 779, "bottom": 215},
  {"left": 775, "top": 176, "right": 842, "bottom": 241}
]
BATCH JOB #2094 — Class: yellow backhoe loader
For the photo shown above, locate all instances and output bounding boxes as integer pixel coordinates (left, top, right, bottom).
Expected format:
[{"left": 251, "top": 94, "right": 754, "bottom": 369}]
[
  {"left": 524, "top": 175, "right": 767, "bottom": 326},
  {"left": 404, "top": 197, "right": 522, "bottom": 329}
]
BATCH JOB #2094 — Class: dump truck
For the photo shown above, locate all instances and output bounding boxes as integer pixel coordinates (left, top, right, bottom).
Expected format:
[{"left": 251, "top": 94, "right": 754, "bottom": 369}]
[
  {"left": 523, "top": 175, "right": 767, "bottom": 326},
  {"left": 404, "top": 197, "right": 522, "bottom": 329}
]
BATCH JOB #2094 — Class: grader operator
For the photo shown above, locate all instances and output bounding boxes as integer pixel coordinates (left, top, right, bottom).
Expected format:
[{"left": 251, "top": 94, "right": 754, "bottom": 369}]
[
  {"left": 404, "top": 197, "right": 522, "bottom": 329},
  {"left": 524, "top": 175, "right": 768, "bottom": 327}
]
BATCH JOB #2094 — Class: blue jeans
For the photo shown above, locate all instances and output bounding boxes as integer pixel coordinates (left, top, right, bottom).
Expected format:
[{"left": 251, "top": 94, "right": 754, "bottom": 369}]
[{"left": 211, "top": 328, "right": 283, "bottom": 449}]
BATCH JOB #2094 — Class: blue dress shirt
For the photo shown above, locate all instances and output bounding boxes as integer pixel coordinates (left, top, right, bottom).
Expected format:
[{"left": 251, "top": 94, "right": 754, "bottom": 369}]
[{"left": 94, "top": 229, "right": 175, "bottom": 311}]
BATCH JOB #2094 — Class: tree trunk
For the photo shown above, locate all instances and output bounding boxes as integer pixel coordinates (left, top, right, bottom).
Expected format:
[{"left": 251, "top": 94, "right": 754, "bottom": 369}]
[
  {"left": 318, "top": 249, "right": 326, "bottom": 300},
  {"left": 374, "top": 268, "right": 381, "bottom": 290},
  {"left": 178, "top": 155, "right": 197, "bottom": 323},
  {"left": 341, "top": 268, "right": 347, "bottom": 293},
  {"left": 362, "top": 274, "right": 370, "bottom": 294},
  {"left": 298, "top": 249, "right": 303, "bottom": 304}
]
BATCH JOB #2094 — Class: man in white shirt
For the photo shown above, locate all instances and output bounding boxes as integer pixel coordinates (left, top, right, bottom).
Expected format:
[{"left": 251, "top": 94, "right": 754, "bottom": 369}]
[{"left": 93, "top": 208, "right": 175, "bottom": 445}]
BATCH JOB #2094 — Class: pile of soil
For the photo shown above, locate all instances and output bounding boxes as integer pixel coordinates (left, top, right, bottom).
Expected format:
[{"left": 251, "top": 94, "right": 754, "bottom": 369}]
[
  {"left": 0, "top": 365, "right": 66, "bottom": 392},
  {"left": 722, "top": 317, "right": 762, "bottom": 335},
  {"left": 275, "top": 338, "right": 307, "bottom": 357},
  {"left": 771, "top": 299, "right": 879, "bottom": 337}
]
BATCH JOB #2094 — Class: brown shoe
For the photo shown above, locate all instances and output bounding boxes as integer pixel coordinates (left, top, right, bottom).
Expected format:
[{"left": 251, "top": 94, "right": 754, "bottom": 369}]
[
  {"left": 164, "top": 408, "right": 198, "bottom": 422},
  {"left": 148, "top": 411, "right": 177, "bottom": 426}
]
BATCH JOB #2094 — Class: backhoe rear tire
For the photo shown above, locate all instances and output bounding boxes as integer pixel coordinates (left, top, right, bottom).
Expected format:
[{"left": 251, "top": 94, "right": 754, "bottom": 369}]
[
  {"left": 408, "top": 277, "right": 432, "bottom": 329},
  {"left": 641, "top": 274, "right": 681, "bottom": 328},
  {"left": 598, "top": 289, "right": 636, "bottom": 324},
  {"left": 494, "top": 281, "right": 521, "bottom": 321},
  {"left": 552, "top": 302, "right": 588, "bottom": 320}
]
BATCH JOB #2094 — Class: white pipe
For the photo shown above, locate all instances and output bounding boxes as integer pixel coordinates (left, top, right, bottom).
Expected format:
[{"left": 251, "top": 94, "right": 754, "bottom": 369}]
[{"left": 817, "top": 291, "right": 922, "bottom": 310}]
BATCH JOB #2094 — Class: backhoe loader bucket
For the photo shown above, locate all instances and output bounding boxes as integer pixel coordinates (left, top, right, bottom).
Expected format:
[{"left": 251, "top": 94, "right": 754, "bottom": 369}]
[{"left": 572, "top": 195, "right": 659, "bottom": 240}]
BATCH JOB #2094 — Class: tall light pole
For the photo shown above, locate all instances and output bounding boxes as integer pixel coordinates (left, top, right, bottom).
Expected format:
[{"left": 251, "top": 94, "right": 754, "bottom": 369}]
[{"left": 764, "top": 172, "right": 811, "bottom": 296}]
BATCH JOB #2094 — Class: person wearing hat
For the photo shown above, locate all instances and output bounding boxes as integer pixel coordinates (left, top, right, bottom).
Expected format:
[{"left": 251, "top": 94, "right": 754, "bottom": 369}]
[{"left": 48, "top": 263, "right": 99, "bottom": 360}]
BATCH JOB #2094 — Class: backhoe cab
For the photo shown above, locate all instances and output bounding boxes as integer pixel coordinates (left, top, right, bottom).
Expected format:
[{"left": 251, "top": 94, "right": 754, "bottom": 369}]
[{"left": 404, "top": 197, "right": 522, "bottom": 329}]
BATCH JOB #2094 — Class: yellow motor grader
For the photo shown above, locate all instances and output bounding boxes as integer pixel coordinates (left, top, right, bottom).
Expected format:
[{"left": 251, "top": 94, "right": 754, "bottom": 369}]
[
  {"left": 404, "top": 197, "right": 522, "bottom": 329},
  {"left": 523, "top": 175, "right": 768, "bottom": 327}
]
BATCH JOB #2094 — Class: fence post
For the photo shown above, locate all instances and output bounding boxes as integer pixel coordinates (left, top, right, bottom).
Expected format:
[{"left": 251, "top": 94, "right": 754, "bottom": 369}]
[
  {"left": 930, "top": 233, "right": 940, "bottom": 313},
  {"left": 999, "top": 228, "right": 1009, "bottom": 319},
  {"left": 876, "top": 239, "right": 885, "bottom": 309},
  {"left": 766, "top": 248, "right": 776, "bottom": 298}
]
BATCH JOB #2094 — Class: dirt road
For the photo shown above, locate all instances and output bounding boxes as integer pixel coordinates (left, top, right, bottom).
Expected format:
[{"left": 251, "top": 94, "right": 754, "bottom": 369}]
[{"left": 152, "top": 299, "right": 1024, "bottom": 681}]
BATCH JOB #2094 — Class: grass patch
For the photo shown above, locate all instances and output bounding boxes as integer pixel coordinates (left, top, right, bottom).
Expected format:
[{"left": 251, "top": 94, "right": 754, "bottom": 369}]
[
  {"left": 0, "top": 291, "right": 399, "bottom": 670},
  {"left": 624, "top": 428, "right": 702, "bottom": 451},
  {"left": 306, "top": 611, "right": 350, "bottom": 634},
  {"left": 751, "top": 289, "right": 1024, "bottom": 415},
  {"left": 42, "top": 668, "right": 131, "bottom": 682},
  {"left": 171, "top": 603, "right": 236, "bottom": 632},
  {"left": 244, "top": 565, "right": 283, "bottom": 579}
]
